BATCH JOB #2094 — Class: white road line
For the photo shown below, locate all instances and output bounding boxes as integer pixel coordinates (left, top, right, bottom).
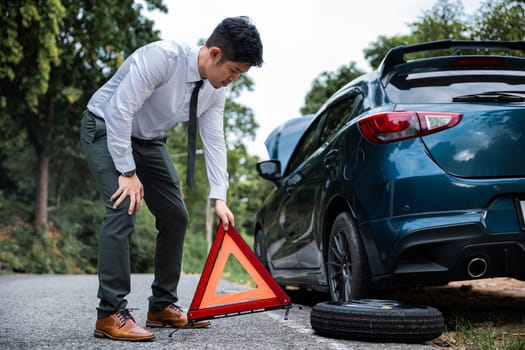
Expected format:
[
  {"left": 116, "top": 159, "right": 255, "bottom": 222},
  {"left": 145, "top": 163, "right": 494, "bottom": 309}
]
[{"left": 265, "top": 310, "right": 359, "bottom": 350}]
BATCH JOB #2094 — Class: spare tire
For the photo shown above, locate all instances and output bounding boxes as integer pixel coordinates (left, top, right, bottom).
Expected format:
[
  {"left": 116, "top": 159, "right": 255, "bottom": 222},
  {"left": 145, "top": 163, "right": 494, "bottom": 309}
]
[{"left": 310, "top": 299, "right": 444, "bottom": 343}]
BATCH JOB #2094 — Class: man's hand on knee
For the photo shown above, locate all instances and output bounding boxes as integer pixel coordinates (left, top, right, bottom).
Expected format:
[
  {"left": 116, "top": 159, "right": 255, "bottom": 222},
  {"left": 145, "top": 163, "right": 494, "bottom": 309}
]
[{"left": 111, "top": 175, "right": 144, "bottom": 215}]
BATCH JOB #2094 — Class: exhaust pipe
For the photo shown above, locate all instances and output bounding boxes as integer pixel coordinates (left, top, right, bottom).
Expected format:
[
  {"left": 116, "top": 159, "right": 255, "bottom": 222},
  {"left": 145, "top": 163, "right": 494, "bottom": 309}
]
[{"left": 466, "top": 257, "right": 488, "bottom": 278}]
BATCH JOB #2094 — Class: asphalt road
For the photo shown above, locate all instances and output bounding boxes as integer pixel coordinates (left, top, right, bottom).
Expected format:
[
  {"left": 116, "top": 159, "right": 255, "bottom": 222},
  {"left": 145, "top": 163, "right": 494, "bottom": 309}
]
[{"left": 0, "top": 273, "right": 435, "bottom": 350}]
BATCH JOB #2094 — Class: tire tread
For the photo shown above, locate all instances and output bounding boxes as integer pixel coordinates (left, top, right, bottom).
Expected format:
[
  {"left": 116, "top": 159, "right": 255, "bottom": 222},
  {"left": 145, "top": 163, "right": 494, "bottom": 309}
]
[{"left": 310, "top": 300, "right": 444, "bottom": 343}]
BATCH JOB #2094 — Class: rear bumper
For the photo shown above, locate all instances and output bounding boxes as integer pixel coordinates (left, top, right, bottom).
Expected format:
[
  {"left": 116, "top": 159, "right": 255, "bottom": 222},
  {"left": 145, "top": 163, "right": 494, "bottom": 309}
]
[{"left": 371, "top": 223, "right": 525, "bottom": 288}]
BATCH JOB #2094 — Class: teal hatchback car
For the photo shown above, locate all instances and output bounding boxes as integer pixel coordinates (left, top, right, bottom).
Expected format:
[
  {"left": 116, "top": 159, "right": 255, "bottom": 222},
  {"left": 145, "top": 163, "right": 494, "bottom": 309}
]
[{"left": 254, "top": 40, "right": 525, "bottom": 301}]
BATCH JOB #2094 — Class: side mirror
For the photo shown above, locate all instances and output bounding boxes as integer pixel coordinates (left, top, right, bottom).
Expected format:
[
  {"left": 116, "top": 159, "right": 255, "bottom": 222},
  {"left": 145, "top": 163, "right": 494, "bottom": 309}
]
[{"left": 256, "top": 160, "right": 282, "bottom": 187}]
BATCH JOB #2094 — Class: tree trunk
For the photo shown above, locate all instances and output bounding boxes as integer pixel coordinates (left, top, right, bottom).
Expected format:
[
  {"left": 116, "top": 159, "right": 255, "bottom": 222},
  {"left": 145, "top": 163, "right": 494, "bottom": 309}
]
[
  {"left": 34, "top": 146, "right": 49, "bottom": 232},
  {"left": 33, "top": 98, "right": 54, "bottom": 233}
]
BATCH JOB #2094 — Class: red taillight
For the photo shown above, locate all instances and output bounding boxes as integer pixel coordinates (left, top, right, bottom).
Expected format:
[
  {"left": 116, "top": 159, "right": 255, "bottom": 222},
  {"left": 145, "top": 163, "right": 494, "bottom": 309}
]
[
  {"left": 358, "top": 111, "right": 462, "bottom": 144},
  {"left": 450, "top": 57, "right": 507, "bottom": 68}
]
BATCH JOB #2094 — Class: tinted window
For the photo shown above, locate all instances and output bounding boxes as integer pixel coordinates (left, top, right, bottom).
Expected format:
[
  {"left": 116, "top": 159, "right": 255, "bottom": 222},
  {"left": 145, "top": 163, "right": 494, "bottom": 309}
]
[
  {"left": 320, "top": 93, "right": 363, "bottom": 144},
  {"left": 386, "top": 70, "right": 525, "bottom": 103},
  {"left": 285, "top": 116, "right": 323, "bottom": 174},
  {"left": 285, "top": 93, "right": 362, "bottom": 174}
]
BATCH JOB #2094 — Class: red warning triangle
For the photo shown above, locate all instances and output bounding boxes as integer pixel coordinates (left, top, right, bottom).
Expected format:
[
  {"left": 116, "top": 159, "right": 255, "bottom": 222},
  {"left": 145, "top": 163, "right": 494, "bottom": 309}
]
[{"left": 187, "top": 224, "right": 291, "bottom": 322}]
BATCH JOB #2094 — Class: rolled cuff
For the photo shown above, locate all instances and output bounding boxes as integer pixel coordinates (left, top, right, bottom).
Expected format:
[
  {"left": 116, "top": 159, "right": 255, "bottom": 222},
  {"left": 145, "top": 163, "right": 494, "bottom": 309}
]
[
  {"left": 208, "top": 185, "right": 228, "bottom": 202},
  {"left": 112, "top": 154, "right": 136, "bottom": 174}
]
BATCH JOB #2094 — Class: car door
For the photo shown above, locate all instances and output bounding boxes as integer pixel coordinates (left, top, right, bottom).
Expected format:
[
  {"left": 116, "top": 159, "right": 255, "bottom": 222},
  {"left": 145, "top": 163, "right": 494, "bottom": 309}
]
[
  {"left": 277, "top": 92, "right": 363, "bottom": 272},
  {"left": 266, "top": 116, "right": 325, "bottom": 269}
]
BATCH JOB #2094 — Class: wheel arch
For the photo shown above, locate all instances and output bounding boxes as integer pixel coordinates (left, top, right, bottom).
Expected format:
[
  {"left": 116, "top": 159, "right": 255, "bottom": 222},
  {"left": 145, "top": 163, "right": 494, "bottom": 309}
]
[{"left": 321, "top": 195, "right": 355, "bottom": 262}]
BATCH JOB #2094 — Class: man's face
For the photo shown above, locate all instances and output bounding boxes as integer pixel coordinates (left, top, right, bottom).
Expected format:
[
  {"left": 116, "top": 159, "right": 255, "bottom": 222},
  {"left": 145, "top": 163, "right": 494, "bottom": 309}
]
[{"left": 206, "top": 48, "right": 251, "bottom": 88}]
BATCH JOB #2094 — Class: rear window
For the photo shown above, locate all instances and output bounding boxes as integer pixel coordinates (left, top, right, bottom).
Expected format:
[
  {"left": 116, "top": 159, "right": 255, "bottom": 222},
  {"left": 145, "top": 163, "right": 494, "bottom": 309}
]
[{"left": 385, "top": 70, "right": 525, "bottom": 103}]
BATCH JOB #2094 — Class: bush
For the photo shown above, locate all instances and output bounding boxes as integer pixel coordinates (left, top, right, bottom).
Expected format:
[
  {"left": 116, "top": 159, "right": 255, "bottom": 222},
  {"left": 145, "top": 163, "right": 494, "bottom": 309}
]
[
  {"left": 130, "top": 206, "right": 157, "bottom": 273},
  {"left": 49, "top": 197, "right": 104, "bottom": 273},
  {"left": 0, "top": 194, "right": 254, "bottom": 286},
  {"left": 0, "top": 222, "right": 72, "bottom": 273}
]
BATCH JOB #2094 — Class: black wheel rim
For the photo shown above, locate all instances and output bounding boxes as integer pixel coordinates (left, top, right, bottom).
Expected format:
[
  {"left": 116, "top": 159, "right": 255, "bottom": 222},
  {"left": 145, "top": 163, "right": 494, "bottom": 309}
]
[{"left": 328, "top": 225, "right": 352, "bottom": 301}]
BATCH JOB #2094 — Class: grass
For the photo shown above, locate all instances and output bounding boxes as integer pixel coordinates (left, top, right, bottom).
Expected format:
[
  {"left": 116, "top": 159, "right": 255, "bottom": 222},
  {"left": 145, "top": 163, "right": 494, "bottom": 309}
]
[
  {"left": 385, "top": 281, "right": 525, "bottom": 350},
  {"left": 432, "top": 314, "right": 525, "bottom": 349}
]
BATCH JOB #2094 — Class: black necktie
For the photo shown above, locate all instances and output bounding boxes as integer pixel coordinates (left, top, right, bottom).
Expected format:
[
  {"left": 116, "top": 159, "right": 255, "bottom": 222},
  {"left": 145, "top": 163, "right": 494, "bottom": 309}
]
[{"left": 186, "top": 80, "right": 203, "bottom": 190}]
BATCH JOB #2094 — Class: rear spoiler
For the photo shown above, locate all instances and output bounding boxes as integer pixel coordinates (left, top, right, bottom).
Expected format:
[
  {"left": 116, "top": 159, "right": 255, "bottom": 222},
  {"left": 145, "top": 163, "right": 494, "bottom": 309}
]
[{"left": 379, "top": 40, "right": 525, "bottom": 85}]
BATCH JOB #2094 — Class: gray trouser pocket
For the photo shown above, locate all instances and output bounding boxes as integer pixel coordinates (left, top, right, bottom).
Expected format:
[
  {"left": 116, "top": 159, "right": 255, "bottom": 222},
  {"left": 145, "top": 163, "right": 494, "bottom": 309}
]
[{"left": 80, "top": 110, "right": 106, "bottom": 145}]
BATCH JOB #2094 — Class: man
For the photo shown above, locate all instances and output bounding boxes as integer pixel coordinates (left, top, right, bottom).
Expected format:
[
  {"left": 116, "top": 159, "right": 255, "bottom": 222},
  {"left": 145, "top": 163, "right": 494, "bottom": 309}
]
[{"left": 80, "top": 16, "right": 263, "bottom": 341}]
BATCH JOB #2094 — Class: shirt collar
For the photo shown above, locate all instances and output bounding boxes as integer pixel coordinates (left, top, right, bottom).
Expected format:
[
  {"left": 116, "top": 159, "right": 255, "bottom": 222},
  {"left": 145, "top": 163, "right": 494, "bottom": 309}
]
[{"left": 187, "top": 46, "right": 202, "bottom": 83}]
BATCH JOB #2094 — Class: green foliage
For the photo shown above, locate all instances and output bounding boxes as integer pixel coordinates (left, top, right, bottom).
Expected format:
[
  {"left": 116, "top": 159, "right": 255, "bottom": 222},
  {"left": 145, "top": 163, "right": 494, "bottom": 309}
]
[
  {"left": 48, "top": 198, "right": 104, "bottom": 272},
  {"left": 472, "top": 0, "right": 525, "bottom": 41},
  {"left": 1, "top": 0, "right": 166, "bottom": 228},
  {"left": 0, "top": 1, "right": 65, "bottom": 112},
  {"left": 227, "top": 150, "right": 274, "bottom": 234},
  {"left": 0, "top": 220, "right": 76, "bottom": 274},
  {"left": 363, "top": 35, "right": 416, "bottom": 70},
  {"left": 181, "top": 221, "right": 256, "bottom": 287},
  {"left": 182, "top": 224, "right": 210, "bottom": 274},
  {"left": 306, "top": 0, "right": 525, "bottom": 115},
  {"left": 363, "top": 0, "right": 470, "bottom": 70},
  {"left": 446, "top": 313, "right": 525, "bottom": 350},
  {"left": 300, "top": 62, "right": 364, "bottom": 115},
  {"left": 225, "top": 75, "right": 258, "bottom": 146},
  {"left": 130, "top": 205, "right": 157, "bottom": 273},
  {"left": 0, "top": 0, "right": 169, "bottom": 268},
  {"left": 220, "top": 231, "right": 255, "bottom": 286},
  {"left": 410, "top": 0, "right": 469, "bottom": 43}
]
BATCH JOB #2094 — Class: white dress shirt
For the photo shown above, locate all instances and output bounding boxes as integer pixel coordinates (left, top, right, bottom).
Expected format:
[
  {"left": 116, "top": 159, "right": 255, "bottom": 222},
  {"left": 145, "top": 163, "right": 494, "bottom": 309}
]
[{"left": 87, "top": 40, "right": 228, "bottom": 200}]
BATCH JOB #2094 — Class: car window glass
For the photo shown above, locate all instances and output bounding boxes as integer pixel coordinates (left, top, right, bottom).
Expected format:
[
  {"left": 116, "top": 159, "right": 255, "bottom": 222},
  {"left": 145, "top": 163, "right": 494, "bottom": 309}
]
[
  {"left": 284, "top": 93, "right": 364, "bottom": 175},
  {"left": 319, "top": 93, "right": 363, "bottom": 144},
  {"left": 285, "top": 116, "right": 324, "bottom": 175},
  {"left": 386, "top": 70, "right": 525, "bottom": 103}
]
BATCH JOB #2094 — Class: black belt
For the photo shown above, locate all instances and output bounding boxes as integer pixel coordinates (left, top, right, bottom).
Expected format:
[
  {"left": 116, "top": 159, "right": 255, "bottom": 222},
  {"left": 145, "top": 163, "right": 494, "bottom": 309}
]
[{"left": 131, "top": 135, "right": 167, "bottom": 144}]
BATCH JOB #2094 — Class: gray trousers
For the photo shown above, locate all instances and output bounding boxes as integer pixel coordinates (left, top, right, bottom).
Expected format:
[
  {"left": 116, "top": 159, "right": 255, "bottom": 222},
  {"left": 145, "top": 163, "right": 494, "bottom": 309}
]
[{"left": 80, "top": 110, "right": 188, "bottom": 318}]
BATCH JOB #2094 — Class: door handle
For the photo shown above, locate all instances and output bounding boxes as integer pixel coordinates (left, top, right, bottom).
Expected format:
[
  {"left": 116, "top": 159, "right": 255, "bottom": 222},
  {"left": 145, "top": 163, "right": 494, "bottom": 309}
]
[{"left": 323, "top": 149, "right": 339, "bottom": 167}]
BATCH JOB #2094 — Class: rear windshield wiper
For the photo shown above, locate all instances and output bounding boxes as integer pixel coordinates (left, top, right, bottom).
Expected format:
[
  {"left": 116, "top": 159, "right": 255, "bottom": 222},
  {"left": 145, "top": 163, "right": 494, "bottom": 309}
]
[{"left": 452, "top": 91, "right": 525, "bottom": 102}]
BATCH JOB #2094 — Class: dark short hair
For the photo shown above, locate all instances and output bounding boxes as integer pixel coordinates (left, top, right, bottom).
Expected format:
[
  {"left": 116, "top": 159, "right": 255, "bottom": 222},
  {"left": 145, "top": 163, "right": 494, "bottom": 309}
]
[{"left": 206, "top": 16, "right": 263, "bottom": 67}]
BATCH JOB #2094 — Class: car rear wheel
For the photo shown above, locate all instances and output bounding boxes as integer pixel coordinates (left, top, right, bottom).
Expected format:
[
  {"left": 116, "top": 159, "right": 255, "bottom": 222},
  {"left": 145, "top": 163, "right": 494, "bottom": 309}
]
[
  {"left": 327, "top": 212, "right": 370, "bottom": 301},
  {"left": 310, "top": 300, "right": 444, "bottom": 343}
]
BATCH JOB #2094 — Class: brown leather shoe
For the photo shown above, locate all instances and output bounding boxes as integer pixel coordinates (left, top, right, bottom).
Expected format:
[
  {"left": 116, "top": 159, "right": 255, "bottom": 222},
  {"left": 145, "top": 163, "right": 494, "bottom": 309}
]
[
  {"left": 94, "top": 309, "right": 155, "bottom": 341},
  {"left": 146, "top": 304, "right": 211, "bottom": 329}
]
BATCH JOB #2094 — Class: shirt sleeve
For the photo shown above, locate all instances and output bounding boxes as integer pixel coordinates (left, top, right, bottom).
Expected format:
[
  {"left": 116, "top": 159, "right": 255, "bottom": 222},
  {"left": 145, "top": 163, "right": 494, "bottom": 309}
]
[
  {"left": 199, "top": 90, "right": 229, "bottom": 201},
  {"left": 105, "top": 45, "right": 171, "bottom": 173}
]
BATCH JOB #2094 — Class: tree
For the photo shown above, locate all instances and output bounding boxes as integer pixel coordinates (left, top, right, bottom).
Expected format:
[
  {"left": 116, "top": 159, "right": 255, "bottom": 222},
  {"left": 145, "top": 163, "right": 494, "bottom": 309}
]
[
  {"left": 1, "top": 1, "right": 66, "bottom": 230},
  {"left": 300, "top": 62, "right": 364, "bottom": 115},
  {"left": 472, "top": 0, "right": 525, "bottom": 41},
  {"left": 363, "top": 35, "right": 415, "bottom": 70},
  {"left": 363, "top": 0, "right": 469, "bottom": 70},
  {"left": 0, "top": 1, "right": 166, "bottom": 232},
  {"left": 409, "top": 0, "right": 469, "bottom": 43}
]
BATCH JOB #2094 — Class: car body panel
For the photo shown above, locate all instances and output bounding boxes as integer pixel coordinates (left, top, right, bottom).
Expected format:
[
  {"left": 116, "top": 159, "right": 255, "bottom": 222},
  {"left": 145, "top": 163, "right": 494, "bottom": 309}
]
[{"left": 420, "top": 104, "right": 525, "bottom": 178}]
